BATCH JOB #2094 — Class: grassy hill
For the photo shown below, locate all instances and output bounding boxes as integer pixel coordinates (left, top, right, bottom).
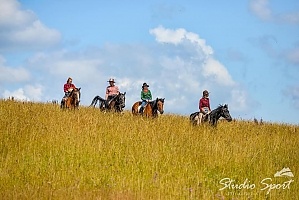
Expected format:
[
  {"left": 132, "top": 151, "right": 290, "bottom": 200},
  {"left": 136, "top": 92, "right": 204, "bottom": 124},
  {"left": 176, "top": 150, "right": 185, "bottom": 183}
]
[{"left": 0, "top": 99, "right": 298, "bottom": 199}]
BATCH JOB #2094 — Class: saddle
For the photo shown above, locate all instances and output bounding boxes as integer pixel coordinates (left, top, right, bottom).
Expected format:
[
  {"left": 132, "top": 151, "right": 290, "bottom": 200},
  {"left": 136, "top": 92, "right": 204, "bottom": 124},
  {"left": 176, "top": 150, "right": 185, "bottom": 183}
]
[
  {"left": 202, "top": 113, "right": 210, "bottom": 122},
  {"left": 138, "top": 101, "right": 150, "bottom": 113}
]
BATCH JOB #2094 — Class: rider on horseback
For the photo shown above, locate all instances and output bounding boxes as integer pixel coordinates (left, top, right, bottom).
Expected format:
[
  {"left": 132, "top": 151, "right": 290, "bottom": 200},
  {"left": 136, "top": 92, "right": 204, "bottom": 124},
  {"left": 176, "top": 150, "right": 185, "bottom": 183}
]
[
  {"left": 140, "top": 83, "right": 152, "bottom": 113},
  {"left": 105, "top": 78, "right": 120, "bottom": 108},
  {"left": 198, "top": 90, "right": 211, "bottom": 124},
  {"left": 62, "top": 77, "right": 76, "bottom": 106}
]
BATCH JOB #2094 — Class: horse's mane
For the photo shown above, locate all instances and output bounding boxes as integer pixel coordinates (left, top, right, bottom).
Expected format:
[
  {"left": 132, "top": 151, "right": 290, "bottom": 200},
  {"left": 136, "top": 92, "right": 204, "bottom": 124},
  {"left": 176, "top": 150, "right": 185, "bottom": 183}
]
[
  {"left": 150, "top": 98, "right": 163, "bottom": 108},
  {"left": 210, "top": 104, "right": 225, "bottom": 115},
  {"left": 70, "top": 87, "right": 80, "bottom": 94},
  {"left": 212, "top": 104, "right": 228, "bottom": 112},
  {"left": 69, "top": 88, "right": 76, "bottom": 98},
  {"left": 150, "top": 98, "right": 164, "bottom": 114}
]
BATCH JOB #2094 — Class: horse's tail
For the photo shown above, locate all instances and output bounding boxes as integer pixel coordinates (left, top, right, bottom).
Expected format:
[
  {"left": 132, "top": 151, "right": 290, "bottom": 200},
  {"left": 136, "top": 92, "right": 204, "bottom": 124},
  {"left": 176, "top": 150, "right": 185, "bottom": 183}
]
[
  {"left": 90, "top": 96, "right": 103, "bottom": 107},
  {"left": 132, "top": 101, "right": 141, "bottom": 115},
  {"left": 189, "top": 112, "right": 199, "bottom": 121},
  {"left": 189, "top": 112, "right": 199, "bottom": 125}
]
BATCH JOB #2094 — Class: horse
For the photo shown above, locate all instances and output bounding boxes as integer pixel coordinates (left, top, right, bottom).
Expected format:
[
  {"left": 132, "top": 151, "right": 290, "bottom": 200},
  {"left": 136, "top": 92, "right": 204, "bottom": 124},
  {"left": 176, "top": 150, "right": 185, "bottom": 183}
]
[
  {"left": 90, "top": 92, "right": 126, "bottom": 112},
  {"left": 190, "top": 104, "right": 232, "bottom": 126},
  {"left": 89, "top": 95, "right": 106, "bottom": 111},
  {"left": 132, "top": 98, "right": 165, "bottom": 117},
  {"left": 61, "top": 87, "right": 81, "bottom": 110}
]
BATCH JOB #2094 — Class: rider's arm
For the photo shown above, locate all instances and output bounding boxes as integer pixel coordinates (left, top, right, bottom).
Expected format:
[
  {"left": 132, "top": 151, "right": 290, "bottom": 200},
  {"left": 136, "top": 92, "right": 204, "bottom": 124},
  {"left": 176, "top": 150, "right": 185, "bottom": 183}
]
[
  {"left": 199, "top": 98, "right": 204, "bottom": 112},
  {"left": 207, "top": 99, "right": 211, "bottom": 111},
  {"left": 148, "top": 90, "right": 152, "bottom": 100},
  {"left": 64, "top": 84, "right": 68, "bottom": 93},
  {"left": 105, "top": 87, "right": 109, "bottom": 100},
  {"left": 141, "top": 91, "right": 146, "bottom": 101}
]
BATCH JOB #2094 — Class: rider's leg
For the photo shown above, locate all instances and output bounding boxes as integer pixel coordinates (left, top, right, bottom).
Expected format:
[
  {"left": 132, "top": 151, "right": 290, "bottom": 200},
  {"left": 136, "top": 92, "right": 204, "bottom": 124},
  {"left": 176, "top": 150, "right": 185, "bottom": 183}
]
[
  {"left": 140, "top": 100, "right": 146, "bottom": 113},
  {"left": 61, "top": 92, "right": 69, "bottom": 108},
  {"left": 105, "top": 96, "right": 112, "bottom": 108},
  {"left": 198, "top": 112, "right": 204, "bottom": 125}
]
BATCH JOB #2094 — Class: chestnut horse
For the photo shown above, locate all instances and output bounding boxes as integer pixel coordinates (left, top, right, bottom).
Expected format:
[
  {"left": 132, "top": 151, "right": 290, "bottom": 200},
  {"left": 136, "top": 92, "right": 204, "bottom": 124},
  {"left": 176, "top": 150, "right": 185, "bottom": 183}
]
[
  {"left": 132, "top": 98, "right": 165, "bottom": 117},
  {"left": 61, "top": 87, "right": 81, "bottom": 109}
]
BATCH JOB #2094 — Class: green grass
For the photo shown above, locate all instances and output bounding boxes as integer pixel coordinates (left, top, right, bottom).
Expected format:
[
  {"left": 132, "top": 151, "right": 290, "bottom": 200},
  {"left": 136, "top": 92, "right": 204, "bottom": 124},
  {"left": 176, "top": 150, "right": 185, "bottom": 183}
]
[{"left": 0, "top": 99, "right": 298, "bottom": 199}]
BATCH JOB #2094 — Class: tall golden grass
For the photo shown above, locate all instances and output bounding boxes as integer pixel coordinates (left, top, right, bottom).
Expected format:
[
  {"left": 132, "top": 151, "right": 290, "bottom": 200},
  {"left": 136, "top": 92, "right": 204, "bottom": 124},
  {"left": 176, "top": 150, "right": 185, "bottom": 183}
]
[{"left": 0, "top": 99, "right": 298, "bottom": 199}]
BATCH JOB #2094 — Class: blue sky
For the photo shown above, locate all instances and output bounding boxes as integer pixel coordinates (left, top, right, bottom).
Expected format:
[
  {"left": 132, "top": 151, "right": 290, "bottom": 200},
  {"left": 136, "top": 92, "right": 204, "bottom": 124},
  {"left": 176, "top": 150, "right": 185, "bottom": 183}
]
[{"left": 0, "top": 0, "right": 298, "bottom": 124}]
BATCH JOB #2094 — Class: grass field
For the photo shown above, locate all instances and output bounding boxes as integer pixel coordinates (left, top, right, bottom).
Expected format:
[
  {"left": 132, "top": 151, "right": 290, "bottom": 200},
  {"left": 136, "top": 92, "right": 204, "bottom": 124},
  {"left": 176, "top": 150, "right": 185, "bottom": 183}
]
[{"left": 0, "top": 99, "right": 298, "bottom": 199}]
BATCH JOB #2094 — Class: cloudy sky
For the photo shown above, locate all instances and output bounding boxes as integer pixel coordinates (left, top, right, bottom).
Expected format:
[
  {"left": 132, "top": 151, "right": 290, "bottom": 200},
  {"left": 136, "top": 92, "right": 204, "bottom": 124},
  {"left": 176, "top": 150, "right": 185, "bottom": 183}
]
[{"left": 0, "top": 0, "right": 298, "bottom": 124}]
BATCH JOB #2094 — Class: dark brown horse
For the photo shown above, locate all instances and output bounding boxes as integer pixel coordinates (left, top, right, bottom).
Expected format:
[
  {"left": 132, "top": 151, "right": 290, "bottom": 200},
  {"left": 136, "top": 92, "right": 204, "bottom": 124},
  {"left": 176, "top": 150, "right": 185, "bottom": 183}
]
[
  {"left": 90, "top": 92, "right": 126, "bottom": 112},
  {"left": 132, "top": 98, "right": 165, "bottom": 117},
  {"left": 61, "top": 87, "right": 81, "bottom": 109},
  {"left": 189, "top": 104, "right": 232, "bottom": 126}
]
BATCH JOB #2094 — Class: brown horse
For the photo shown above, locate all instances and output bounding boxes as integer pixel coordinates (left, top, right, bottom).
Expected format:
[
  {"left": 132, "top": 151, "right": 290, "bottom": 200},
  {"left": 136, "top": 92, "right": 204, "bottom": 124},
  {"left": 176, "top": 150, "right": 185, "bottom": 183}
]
[
  {"left": 132, "top": 98, "right": 165, "bottom": 117},
  {"left": 61, "top": 87, "right": 81, "bottom": 109}
]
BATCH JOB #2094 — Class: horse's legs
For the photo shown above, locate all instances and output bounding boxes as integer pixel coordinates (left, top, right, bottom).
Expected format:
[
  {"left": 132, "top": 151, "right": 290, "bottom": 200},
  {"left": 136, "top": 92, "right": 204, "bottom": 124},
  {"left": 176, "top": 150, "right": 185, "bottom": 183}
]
[
  {"left": 99, "top": 101, "right": 105, "bottom": 111},
  {"left": 60, "top": 99, "right": 64, "bottom": 109},
  {"left": 65, "top": 98, "right": 71, "bottom": 109},
  {"left": 144, "top": 104, "right": 152, "bottom": 117},
  {"left": 61, "top": 98, "right": 67, "bottom": 109},
  {"left": 194, "top": 114, "right": 199, "bottom": 125},
  {"left": 109, "top": 101, "right": 115, "bottom": 111}
]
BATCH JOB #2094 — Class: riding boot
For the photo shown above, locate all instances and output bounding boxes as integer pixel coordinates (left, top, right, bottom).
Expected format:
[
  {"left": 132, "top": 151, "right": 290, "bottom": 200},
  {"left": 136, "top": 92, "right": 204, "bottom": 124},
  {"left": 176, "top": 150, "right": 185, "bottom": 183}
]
[
  {"left": 139, "top": 106, "right": 144, "bottom": 113},
  {"left": 61, "top": 99, "right": 65, "bottom": 108},
  {"left": 105, "top": 101, "right": 109, "bottom": 109}
]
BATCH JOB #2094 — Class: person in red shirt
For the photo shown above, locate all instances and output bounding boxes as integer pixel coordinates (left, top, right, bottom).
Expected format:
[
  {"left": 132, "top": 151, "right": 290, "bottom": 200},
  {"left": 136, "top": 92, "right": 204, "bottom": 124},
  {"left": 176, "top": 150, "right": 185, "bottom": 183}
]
[
  {"left": 198, "top": 90, "right": 211, "bottom": 124},
  {"left": 62, "top": 77, "right": 76, "bottom": 103}
]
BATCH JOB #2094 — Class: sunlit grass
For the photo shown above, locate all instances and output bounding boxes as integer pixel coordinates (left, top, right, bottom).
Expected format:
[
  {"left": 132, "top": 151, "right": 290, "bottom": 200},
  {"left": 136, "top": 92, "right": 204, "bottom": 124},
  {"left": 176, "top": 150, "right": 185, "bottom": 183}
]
[{"left": 0, "top": 99, "right": 298, "bottom": 199}]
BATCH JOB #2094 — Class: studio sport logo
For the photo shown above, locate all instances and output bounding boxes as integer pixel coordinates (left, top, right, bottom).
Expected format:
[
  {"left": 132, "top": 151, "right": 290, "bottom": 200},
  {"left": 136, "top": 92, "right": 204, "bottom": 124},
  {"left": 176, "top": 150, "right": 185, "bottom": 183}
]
[
  {"left": 274, "top": 167, "right": 294, "bottom": 178},
  {"left": 219, "top": 167, "right": 295, "bottom": 195}
]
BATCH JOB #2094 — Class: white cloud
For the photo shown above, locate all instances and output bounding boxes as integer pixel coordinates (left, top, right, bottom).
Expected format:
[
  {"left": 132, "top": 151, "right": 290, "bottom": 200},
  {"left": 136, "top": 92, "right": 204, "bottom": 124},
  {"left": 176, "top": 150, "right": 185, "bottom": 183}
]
[
  {"left": 0, "top": 0, "right": 35, "bottom": 28},
  {"left": 150, "top": 26, "right": 186, "bottom": 45},
  {"left": 24, "top": 84, "right": 43, "bottom": 101},
  {"left": 150, "top": 25, "right": 213, "bottom": 55},
  {"left": 11, "top": 20, "right": 60, "bottom": 46},
  {"left": 0, "top": 0, "right": 61, "bottom": 52},
  {"left": 148, "top": 26, "right": 249, "bottom": 113},
  {"left": 249, "top": 0, "right": 272, "bottom": 21},
  {"left": 249, "top": 0, "right": 299, "bottom": 24},
  {"left": 202, "top": 58, "right": 235, "bottom": 86},
  {"left": 3, "top": 88, "right": 28, "bottom": 101},
  {"left": 0, "top": 55, "right": 30, "bottom": 83},
  {"left": 230, "top": 89, "right": 250, "bottom": 112},
  {"left": 2, "top": 84, "right": 43, "bottom": 101}
]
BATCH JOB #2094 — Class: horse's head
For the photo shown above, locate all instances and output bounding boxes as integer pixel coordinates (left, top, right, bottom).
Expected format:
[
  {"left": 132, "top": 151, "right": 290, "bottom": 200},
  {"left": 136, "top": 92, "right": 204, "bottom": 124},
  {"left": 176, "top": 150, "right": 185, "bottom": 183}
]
[
  {"left": 118, "top": 92, "right": 126, "bottom": 108},
  {"left": 156, "top": 98, "right": 165, "bottom": 114},
  {"left": 71, "top": 87, "right": 81, "bottom": 107},
  {"left": 219, "top": 104, "right": 232, "bottom": 122}
]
